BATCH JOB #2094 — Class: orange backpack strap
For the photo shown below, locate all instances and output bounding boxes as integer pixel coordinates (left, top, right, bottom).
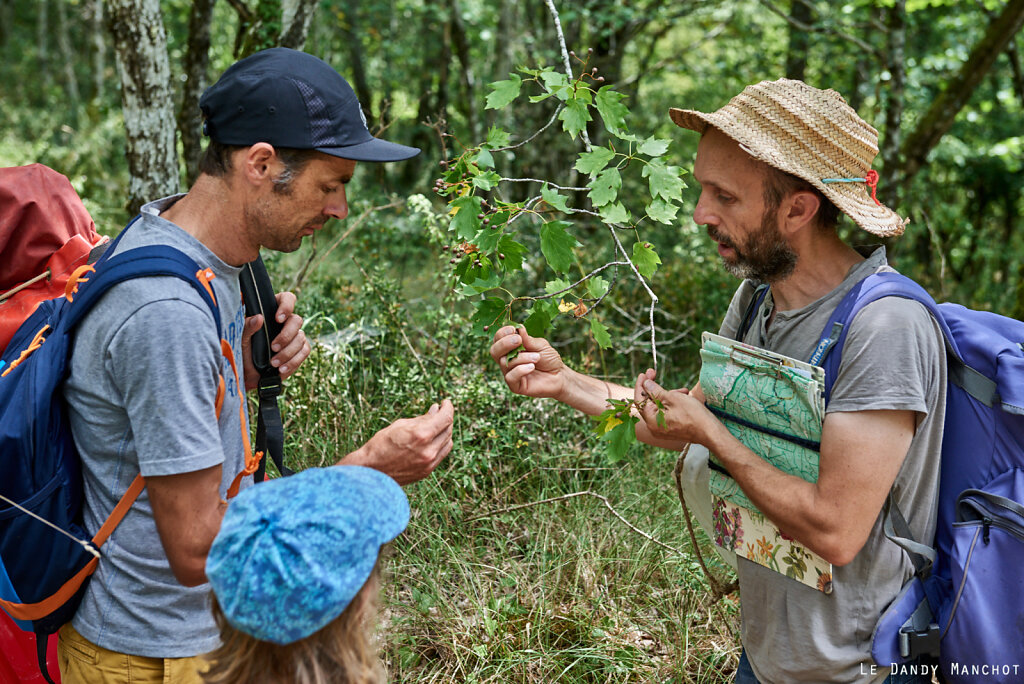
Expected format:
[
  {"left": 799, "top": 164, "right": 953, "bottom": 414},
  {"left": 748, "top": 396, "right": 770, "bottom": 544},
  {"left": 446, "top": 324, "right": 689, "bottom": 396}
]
[{"left": 0, "top": 474, "right": 144, "bottom": 621}]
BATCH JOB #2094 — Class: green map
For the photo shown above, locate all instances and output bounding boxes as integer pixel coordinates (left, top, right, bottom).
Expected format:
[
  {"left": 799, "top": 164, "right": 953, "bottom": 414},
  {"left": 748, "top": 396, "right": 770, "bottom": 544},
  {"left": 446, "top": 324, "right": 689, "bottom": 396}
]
[{"left": 698, "top": 333, "right": 833, "bottom": 592}]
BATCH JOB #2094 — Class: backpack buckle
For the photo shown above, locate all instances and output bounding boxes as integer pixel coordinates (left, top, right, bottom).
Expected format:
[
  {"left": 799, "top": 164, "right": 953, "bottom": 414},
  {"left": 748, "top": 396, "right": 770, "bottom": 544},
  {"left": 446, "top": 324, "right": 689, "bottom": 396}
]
[
  {"left": 899, "top": 623, "right": 940, "bottom": 659},
  {"left": 257, "top": 378, "right": 282, "bottom": 400}
]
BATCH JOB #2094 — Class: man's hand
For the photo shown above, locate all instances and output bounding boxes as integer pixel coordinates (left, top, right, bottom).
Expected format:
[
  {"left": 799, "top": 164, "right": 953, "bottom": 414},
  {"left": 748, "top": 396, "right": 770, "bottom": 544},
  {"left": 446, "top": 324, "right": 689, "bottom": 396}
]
[
  {"left": 635, "top": 370, "right": 718, "bottom": 445},
  {"left": 490, "top": 326, "right": 567, "bottom": 400},
  {"left": 242, "top": 291, "right": 310, "bottom": 389},
  {"left": 342, "top": 400, "right": 455, "bottom": 485}
]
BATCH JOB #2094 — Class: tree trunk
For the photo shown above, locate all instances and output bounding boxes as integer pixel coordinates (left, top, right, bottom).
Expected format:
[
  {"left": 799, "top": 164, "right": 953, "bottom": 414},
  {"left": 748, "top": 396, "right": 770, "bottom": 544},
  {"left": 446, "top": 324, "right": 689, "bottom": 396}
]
[
  {"left": 178, "top": 0, "right": 215, "bottom": 187},
  {"left": 880, "top": 0, "right": 905, "bottom": 207},
  {"left": 899, "top": 0, "right": 1024, "bottom": 182},
  {"left": 785, "top": 0, "right": 813, "bottom": 80},
  {"left": 107, "top": 0, "right": 179, "bottom": 214},
  {"left": 0, "top": 0, "right": 12, "bottom": 49},
  {"left": 341, "top": 0, "right": 374, "bottom": 125},
  {"left": 37, "top": 0, "right": 51, "bottom": 91},
  {"left": 449, "top": 0, "right": 479, "bottom": 143},
  {"left": 279, "top": 0, "right": 319, "bottom": 50},
  {"left": 54, "top": 0, "right": 81, "bottom": 124},
  {"left": 88, "top": 0, "right": 106, "bottom": 104}
]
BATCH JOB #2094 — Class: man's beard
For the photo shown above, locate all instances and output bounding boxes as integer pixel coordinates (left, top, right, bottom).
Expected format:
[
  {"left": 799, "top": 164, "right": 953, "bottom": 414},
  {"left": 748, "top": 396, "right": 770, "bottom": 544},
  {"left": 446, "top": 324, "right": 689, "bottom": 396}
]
[{"left": 709, "top": 212, "right": 797, "bottom": 283}]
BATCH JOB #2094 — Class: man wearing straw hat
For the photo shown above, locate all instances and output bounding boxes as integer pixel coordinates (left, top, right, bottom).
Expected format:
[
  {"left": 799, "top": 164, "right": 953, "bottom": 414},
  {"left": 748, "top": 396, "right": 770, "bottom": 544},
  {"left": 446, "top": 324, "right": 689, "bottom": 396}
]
[{"left": 490, "top": 79, "right": 944, "bottom": 683}]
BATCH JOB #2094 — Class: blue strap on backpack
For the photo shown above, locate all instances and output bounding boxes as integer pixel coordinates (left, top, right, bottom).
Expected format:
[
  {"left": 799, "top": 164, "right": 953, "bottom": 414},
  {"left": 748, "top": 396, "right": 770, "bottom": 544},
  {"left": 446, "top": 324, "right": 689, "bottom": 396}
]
[
  {"left": 740, "top": 272, "right": 1024, "bottom": 681},
  {"left": 0, "top": 226, "right": 221, "bottom": 683}
]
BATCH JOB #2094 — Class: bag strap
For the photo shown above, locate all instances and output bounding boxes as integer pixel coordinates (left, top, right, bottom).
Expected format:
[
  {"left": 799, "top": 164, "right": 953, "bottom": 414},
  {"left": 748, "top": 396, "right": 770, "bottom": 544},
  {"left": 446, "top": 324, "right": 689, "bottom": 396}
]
[
  {"left": 735, "top": 283, "right": 769, "bottom": 343},
  {"left": 239, "top": 255, "right": 292, "bottom": 480}
]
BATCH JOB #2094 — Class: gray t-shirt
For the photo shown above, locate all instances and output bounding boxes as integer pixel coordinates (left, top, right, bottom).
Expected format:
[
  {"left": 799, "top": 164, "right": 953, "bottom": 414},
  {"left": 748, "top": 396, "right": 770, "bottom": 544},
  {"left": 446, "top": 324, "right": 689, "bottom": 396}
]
[
  {"left": 64, "top": 196, "right": 250, "bottom": 657},
  {"left": 717, "top": 247, "right": 946, "bottom": 683}
]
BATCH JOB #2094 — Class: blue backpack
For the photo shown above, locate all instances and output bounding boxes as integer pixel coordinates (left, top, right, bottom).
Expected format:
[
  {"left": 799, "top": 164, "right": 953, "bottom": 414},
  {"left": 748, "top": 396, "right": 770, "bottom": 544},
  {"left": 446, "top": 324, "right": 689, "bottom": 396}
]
[
  {"left": 0, "top": 228, "right": 231, "bottom": 682},
  {"left": 742, "top": 272, "right": 1024, "bottom": 681}
]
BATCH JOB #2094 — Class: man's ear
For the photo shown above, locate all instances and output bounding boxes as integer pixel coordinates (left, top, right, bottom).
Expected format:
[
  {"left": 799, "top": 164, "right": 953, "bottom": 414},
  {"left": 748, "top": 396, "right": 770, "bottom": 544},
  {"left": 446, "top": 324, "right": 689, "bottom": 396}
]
[
  {"left": 782, "top": 190, "right": 821, "bottom": 236},
  {"left": 237, "top": 143, "right": 278, "bottom": 186}
]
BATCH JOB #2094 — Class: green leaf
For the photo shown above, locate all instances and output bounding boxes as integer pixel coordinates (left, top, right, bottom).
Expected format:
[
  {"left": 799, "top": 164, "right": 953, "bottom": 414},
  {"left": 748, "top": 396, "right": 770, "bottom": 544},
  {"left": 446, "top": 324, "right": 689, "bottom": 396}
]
[
  {"left": 486, "top": 126, "right": 511, "bottom": 148},
  {"left": 539, "top": 69, "right": 569, "bottom": 91},
  {"left": 586, "top": 275, "right": 609, "bottom": 299},
  {"left": 590, "top": 318, "right": 612, "bottom": 349},
  {"left": 558, "top": 97, "right": 592, "bottom": 140},
  {"left": 645, "top": 197, "right": 680, "bottom": 224},
  {"left": 485, "top": 75, "right": 522, "bottom": 110},
  {"left": 602, "top": 416, "right": 638, "bottom": 462},
  {"left": 497, "top": 236, "right": 526, "bottom": 272},
  {"left": 588, "top": 167, "right": 621, "bottom": 207},
  {"left": 472, "top": 227, "right": 503, "bottom": 252},
  {"left": 474, "top": 148, "right": 495, "bottom": 169},
  {"left": 541, "top": 183, "right": 569, "bottom": 212},
  {"left": 642, "top": 159, "right": 686, "bottom": 202},
  {"left": 449, "top": 196, "right": 483, "bottom": 239},
  {"left": 540, "top": 221, "right": 578, "bottom": 273},
  {"left": 459, "top": 271, "right": 503, "bottom": 296},
  {"left": 632, "top": 241, "right": 662, "bottom": 279},
  {"left": 471, "top": 297, "right": 508, "bottom": 336},
  {"left": 524, "top": 302, "right": 554, "bottom": 337},
  {"left": 545, "top": 278, "right": 571, "bottom": 295},
  {"left": 472, "top": 171, "right": 501, "bottom": 191},
  {"left": 595, "top": 86, "right": 629, "bottom": 134},
  {"left": 637, "top": 136, "right": 670, "bottom": 156},
  {"left": 574, "top": 147, "right": 616, "bottom": 176},
  {"left": 599, "top": 201, "right": 629, "bottom": 224}
]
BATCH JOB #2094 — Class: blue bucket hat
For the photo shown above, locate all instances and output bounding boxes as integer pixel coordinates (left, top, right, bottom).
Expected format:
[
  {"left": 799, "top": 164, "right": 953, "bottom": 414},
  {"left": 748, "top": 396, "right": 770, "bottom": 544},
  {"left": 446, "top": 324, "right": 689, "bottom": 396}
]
[
  {"left": 200, "top": 47, "right": 420, "bottom": 162},
  {"left": 206, "top": 465, "right": 409, "bottom": 645}
]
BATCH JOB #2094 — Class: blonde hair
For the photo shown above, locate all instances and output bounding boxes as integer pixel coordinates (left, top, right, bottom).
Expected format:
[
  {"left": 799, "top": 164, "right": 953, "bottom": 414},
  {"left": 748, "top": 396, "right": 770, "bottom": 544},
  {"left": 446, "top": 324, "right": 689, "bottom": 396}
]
[{"left": 203, "top": 561, "right": 386, "bottom": 684}]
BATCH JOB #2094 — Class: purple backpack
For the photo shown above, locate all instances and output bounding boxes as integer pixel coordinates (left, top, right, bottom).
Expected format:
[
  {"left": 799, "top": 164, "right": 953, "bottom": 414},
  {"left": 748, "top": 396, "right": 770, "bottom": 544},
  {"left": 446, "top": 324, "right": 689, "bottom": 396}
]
[{"left": 809, "top": 272, "right": 1024, "bottom": 681}]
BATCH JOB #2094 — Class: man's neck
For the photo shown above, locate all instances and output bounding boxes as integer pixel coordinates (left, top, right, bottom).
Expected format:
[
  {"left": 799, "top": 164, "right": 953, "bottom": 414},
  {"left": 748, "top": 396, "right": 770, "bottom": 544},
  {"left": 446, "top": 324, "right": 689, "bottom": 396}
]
[
  {"left": 768, "top": 232, "right": 864, "bottom": 312},
  {"left": 159, "top": 175, "right": 256, "bottom": 266}
]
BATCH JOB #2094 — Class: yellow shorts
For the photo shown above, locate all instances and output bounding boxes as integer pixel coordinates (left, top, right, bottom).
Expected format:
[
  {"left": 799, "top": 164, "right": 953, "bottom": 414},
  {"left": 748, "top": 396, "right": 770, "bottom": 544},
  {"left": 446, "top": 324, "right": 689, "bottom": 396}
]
[{"left": 57, "top": 622, "right": 208, "bottom": 684}]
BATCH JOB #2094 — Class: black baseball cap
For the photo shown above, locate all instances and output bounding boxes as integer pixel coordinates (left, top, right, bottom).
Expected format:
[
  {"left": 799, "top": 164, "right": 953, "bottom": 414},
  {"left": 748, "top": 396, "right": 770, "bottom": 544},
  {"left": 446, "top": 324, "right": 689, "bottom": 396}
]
[{"left": 200, "top": 48, "right": 419, "bottom": 163}]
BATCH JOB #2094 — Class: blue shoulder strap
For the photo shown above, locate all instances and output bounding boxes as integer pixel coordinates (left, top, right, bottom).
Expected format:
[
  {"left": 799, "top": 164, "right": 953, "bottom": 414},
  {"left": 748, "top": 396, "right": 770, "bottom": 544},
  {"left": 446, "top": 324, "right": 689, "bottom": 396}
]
[
  {"left": 63, "top": 244, "right": 222, "bottom": 340},
  {"left": 735, "top": 283, "right": 770, "bottom": 342},
  {"left": 813, "top": 272, "right": 968, "bottom": 404}
]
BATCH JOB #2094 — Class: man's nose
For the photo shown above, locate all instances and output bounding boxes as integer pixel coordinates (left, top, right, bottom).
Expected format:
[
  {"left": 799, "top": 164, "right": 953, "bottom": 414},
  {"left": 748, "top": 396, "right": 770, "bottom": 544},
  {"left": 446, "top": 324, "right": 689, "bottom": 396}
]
[
  {"left": 692, "top": 191, "right": 715, "bottom": 227},
  {"left": 325, "top": 186, "right": 349, "bottom": 221}
]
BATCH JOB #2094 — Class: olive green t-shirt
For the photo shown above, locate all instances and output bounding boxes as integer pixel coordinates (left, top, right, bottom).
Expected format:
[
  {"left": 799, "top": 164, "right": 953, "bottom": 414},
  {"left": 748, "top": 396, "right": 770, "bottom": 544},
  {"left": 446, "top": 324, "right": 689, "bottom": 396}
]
[{"left": 718, "top": 247, "right": 946, "bottom": 683}]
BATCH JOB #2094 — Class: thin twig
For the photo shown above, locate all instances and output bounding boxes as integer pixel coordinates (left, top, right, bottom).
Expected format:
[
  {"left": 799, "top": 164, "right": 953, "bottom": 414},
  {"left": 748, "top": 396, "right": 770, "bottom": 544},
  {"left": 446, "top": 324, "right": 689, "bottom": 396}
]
[
  {"left": 515, "top": 261, "right": 629, "bottom": 302},
  {"left": 673, "top": 445, "right": 739, "bottom": 602},
  {"left": 606, "top": 224, "right": 659, "bottom": 369},
  {"left": 465, "top": 490, "right": 685, "bottom": 557},
  {"left": 492, "top": 104, "right": 565, "bottom": 153},
  {"left": 499, "top": 177, "right": 589, "bottom": 192},
  {"left": 758, "top": 0, "right": 880, "bottom": 57},
  {"left": 543, "top": 0, "right": 592, "bottom": 152}
]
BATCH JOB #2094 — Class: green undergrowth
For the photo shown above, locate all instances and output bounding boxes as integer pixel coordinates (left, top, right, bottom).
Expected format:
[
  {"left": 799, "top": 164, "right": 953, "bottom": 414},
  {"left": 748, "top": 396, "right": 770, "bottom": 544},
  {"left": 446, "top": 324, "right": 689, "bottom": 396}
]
[{"left": 268, "top": 240, "right": 742, "bottom": 682}]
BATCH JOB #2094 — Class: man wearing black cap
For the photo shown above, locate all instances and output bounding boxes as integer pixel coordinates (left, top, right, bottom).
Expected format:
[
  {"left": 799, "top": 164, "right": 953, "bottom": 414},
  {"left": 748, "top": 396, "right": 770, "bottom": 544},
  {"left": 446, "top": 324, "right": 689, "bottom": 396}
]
[{"left": 59, "top": 48, "right": 454, "bottom": 683}]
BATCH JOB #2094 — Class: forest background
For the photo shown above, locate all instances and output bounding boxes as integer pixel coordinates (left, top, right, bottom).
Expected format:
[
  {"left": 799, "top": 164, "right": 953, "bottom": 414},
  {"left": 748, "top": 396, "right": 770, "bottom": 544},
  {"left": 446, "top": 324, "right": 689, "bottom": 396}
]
[{"left": 2, "top": 0, "right": 1023, "bottom": 681}]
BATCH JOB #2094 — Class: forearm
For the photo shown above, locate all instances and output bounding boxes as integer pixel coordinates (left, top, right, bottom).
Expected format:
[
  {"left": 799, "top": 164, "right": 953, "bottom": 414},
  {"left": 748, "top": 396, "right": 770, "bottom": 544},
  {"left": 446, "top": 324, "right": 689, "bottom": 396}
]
[{"left": 557, "top": 366, "right": 633, "bottom": 416}]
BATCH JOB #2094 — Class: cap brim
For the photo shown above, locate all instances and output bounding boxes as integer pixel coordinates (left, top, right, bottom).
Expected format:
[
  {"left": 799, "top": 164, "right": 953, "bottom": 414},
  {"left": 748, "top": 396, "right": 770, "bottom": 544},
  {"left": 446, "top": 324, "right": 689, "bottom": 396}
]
[{"left": 317, "top": 137, "right": 420, "bottom": 163}]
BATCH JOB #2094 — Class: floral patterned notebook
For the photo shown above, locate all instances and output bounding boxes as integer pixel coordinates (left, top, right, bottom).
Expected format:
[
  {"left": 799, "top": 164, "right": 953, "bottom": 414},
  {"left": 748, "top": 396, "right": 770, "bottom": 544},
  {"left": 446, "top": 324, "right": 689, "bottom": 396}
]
[{"left": 699, "top": 332, "right": 833, "bottom": 594}]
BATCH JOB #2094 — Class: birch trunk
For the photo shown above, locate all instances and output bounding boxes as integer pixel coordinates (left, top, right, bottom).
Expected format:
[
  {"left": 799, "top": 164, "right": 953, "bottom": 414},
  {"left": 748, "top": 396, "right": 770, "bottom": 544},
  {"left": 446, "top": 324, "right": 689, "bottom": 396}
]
[
  {"left": 107, "top": 0, "right": 179, "bottom": 214},
  {"left": 280, "top": 0, "right": 319, "bottom": 50},
  {"left": 88, "top": 0, "right": 106, "bottom": 104}
]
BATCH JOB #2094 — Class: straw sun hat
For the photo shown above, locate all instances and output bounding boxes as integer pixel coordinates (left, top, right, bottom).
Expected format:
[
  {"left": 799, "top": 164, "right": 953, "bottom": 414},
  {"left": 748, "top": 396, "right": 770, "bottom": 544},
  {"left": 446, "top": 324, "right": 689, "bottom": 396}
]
[{"left": 670, "top": 78, "right": 908, "bottom": 237}]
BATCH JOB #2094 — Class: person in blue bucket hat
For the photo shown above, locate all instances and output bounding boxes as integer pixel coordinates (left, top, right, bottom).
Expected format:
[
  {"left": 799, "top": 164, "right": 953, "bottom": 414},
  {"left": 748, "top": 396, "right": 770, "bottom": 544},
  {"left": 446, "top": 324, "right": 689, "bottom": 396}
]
[{"left": 203, "top": 465, "right": 409, "bottom": 684}]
